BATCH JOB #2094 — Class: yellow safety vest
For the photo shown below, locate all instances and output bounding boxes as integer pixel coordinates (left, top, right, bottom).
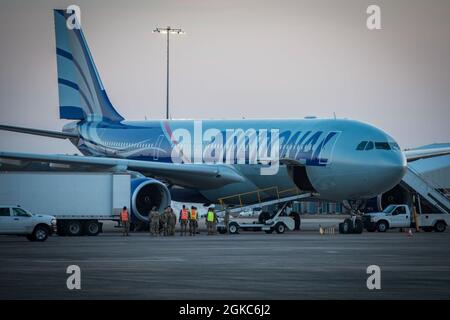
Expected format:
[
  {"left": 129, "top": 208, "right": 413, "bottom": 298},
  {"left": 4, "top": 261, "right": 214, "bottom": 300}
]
[{"left": 207, "top": 211, "right": 214, "bottom": 222}]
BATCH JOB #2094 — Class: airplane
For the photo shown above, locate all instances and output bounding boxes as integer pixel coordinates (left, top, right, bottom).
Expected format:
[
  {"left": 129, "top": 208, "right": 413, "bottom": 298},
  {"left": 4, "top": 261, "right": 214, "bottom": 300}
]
[{"left": 1, "top": 9, "right": 449, "bottom": 225}]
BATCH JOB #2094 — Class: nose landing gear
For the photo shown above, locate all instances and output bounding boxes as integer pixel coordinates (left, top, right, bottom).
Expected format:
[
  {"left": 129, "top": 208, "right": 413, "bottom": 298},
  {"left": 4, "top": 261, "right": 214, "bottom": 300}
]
[{"left": 339, "top": 200, "right": 365, "bottom": 234}]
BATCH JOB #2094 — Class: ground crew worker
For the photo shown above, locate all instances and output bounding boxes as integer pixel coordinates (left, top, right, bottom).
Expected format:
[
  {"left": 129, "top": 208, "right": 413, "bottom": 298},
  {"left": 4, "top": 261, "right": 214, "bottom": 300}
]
[
  {"left": 206, "top": 207, "right": 217, "bottom": 235},
  {"left": 189, "top": 206, "right": 198, "bottom": 236},
  {"left": 149, "top": 206, "right": 160, "bottom": 236},
  {"left": 179, "top": 205, "right": 189, "bottom": 236},
  {"left": 160, "top": 207, "right": 168, "bottom": 236},
  {"left": 168, "top": 207, "right": 176, "bottom": 236},
  {"left": 120, "top": 206, "right": 130, "bottom": 236},
  {"left": 224, "top": 207, "right": 231, "bottom": 234}
]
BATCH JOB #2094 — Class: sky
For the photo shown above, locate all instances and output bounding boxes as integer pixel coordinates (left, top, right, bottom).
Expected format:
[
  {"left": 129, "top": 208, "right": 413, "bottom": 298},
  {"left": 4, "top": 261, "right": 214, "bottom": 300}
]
[{"left": 0, "top": 0, "right": 449, "bottom": 154}]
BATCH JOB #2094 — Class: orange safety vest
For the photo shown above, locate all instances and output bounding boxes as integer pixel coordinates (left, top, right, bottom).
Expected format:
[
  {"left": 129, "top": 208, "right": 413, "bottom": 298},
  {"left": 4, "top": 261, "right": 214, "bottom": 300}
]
[
  {"left": 190, "top": 209, "right": 197, "bottom": 220},
  {"left": 120, "top": 210, "right": 129, "bottom": 222},
  {"left": 181, "top": 209, "right": 189, "bottom": 220}
]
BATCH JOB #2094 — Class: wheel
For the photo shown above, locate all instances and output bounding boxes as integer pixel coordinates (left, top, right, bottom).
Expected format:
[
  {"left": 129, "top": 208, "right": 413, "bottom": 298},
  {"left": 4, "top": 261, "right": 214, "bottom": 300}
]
[
  {"left": 84, "top": 220, "right": 100, "bottom": 236},
  {"left": 32, "top": 225, "right": 49, "bottom": 242},
  {"left": 258, "top": 212, "right": 271, "bottom": 224},
  {"left": 421, "top": 226, "right": 433, "bottom": 232},
  {"left": 340, "top": 219, "right": 353, "bottom": 234},
  {"left": 228, "top": 222, "right": 239, "bottom": 234},
  {"left": 275, "top": 223, "right": 286, "bottom": 234},
  {"left": 434, "top": 221, "right": 447, "bottom": 233},
  {"left": 377, "top": 221, "right": 388, "bottom": 232},
  {"left": 66, "top": 220, "right": 83, "bottom": 236},
  {"left": 289, "top": 212, "right": 301, "bottom": 230},
  {"left": 354, "top": 219, "right": 363, "bottom": 234}
]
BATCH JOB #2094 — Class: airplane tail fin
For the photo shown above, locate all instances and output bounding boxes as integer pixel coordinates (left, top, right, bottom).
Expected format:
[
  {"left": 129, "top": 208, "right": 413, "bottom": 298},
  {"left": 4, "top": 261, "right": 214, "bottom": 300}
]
[{"left": 53, "top": 9, "right": 123, "bottom": 122}]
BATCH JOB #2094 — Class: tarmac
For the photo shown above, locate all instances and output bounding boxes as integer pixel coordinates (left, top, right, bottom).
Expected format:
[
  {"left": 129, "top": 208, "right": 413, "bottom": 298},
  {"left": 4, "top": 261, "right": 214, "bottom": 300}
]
[{"left": 0, "top": 222, "right": 449, "bottom": 300}]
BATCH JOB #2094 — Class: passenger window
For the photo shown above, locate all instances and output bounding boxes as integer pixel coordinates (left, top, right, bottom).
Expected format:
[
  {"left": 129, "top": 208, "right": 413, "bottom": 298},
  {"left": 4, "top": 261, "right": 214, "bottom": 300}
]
[
  {"left": 365, "top": 141, "right": 374, "bottom": 150},
  {"left": 356, "top": 141, "right": 367, "bottom": 150},
  {"left": 375, "top": 142, "right": 391, "bottom": 150},
  {"left": 13, "top": 208, "right": 30, "bottom": 217},
  {"left": 0, "top": 208, "right": 11, "bottom": 217}
]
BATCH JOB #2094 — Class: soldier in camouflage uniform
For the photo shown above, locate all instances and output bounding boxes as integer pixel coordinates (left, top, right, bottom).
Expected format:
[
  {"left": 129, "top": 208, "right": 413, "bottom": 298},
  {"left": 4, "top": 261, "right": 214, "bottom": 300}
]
[
  {"left": 149, "top": 206, "right": 160, "bottom": 236},
  {"left": 168, "top": 207, "right": 177, "bottom": 236}
]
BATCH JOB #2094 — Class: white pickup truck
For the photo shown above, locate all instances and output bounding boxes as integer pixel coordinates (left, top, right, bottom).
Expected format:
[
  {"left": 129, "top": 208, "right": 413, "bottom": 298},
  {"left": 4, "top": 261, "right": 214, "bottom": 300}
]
[
  {"left": 362, "top": 204, "right": 449, "bottom": 233},
  {"left": 0, "top": 205, "right": 57, "bottom": 241}
]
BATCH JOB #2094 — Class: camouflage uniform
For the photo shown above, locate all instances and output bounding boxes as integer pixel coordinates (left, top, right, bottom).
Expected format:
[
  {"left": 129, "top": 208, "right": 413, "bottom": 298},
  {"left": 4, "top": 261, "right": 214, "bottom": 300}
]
[
  {"left": 160, "top": 209, "right": 169, "bottom": 236},
  {"left": 168, "top": 209, "right": 177, "bottom": 236},
  {"left": 149, "top": 210, "right": 160, "bottom": 236}
]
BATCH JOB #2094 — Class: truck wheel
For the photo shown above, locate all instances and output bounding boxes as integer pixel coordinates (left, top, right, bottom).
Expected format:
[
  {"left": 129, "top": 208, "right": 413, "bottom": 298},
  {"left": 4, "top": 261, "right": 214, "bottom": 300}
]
[
  {"left": 32, "top": 225, "right": 49, "bottom": 242},
  {"left": 434, "top": 221, "right": 446, "bottom": 233},
  {"left": 66, "top": 221, "right": 83, "bottom": 236},
  {"left": 377, "top": 221, "right": 388, "bottom": 232},
  {"left": 275, "top": 223, "right": 286, "bottom": 234},
  {"left": 228, "top": 222, "right": 239, "bottom": 234},
  {"left": 354, "top": 220, "right": 363, "bottom": 234},
  {"left": 85, "top": 220, "right": 100, "bottom": 236}
]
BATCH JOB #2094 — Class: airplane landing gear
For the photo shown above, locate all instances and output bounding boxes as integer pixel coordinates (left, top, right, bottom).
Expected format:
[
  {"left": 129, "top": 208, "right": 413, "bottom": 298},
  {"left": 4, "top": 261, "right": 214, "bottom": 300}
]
[{"left": 339, "top": 200, "right": 365, "bottom": 234}]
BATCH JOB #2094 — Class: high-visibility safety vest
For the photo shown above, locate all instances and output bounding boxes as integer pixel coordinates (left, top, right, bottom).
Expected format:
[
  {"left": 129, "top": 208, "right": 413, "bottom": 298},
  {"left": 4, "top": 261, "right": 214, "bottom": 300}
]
[
  {"left": 190, "top": 209, "right": 197, "bottom": 220},
  {"left": 181, "top": 209, "right": 189, "bottom": 220},
  {"left": 207, "top": 211, "right": 215, "bottom": 222},
  {"left": 120, "top": 210, "right": 129, "bottom": 222}
]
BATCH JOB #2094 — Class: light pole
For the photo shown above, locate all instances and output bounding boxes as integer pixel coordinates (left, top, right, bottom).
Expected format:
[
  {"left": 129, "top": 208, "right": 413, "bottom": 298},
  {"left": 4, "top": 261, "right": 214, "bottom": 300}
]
[{"left": 153, "top": 26, "right": 185, "bottom": 120}]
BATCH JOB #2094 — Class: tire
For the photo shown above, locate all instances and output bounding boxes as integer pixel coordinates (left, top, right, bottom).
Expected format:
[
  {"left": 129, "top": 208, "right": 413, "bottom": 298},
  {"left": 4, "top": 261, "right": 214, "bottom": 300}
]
[
  {"left": 66, "top": 220, "right": 83, "bottom": 236},
  {"left": 275, "top": 223, "right": 286, "bottom": 234},
  {"left": 84, "top": 220, "right": 100, "bottom": 236},
  {"left": 434, "top": 221, "right": 447, "bottom": 233},
  {"left": 341, "top": 219, "right": 353, "bottom": 234},
  {"left": 289, "top": 212, "right": 301, "bottom": 230},
  {"left": 228, "top": 222, "right": 239, "bottom": 234},
  {"left": 32, "top": 225, "right": 49, "bottom": 242},
  {"left": 354, "top": 219, "right": 363, "bottom": 234},
  {"left": 377, "top": 220, "right": 388, "bottom": 233},
  {"left": 422, "top": 226, "right": 433, "bottom": 232}
]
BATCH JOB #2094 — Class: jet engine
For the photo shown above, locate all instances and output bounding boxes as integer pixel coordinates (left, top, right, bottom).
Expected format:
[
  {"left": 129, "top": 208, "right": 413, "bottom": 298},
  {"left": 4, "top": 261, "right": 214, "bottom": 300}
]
[{"left": 130, "top": 178, "right": 171, "bottom": 222}]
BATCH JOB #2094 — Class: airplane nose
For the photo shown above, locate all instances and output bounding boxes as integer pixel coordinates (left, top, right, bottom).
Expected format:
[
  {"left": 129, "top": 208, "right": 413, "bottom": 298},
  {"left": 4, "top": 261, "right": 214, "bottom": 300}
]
[{"left": 372, "top": 152, "right": 407, "bottom": 192}]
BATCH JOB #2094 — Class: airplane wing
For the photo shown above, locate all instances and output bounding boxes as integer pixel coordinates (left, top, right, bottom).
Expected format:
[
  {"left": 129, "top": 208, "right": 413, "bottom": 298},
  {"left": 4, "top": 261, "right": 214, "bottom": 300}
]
[
  {"left": 0, "top": 151, "right": 245, "bottom": 189},
  {"left": 404, "top": 147, "right": 450, "bottom": 162}
]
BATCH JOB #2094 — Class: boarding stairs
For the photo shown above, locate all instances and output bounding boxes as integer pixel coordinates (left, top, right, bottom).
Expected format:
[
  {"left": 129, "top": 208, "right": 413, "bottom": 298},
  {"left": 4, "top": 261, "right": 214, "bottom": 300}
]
[{"left": 402, "top": 166, "right": 450, "bottom": 214}]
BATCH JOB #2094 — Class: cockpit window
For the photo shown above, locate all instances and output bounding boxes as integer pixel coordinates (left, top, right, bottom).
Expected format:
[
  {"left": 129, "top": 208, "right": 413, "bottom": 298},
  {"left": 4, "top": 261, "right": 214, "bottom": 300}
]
[
  {"left": 389, "top": 142, "right": 400, "bottom": 151},
  {"left": 365, "top": 141, "right": 374, "bottom": 150},
  {"left": 356, "top": 141, "right": 367, "bottom": 150},
  {"left": 375, "top": 142, "right": 391, "bottom": 150}
]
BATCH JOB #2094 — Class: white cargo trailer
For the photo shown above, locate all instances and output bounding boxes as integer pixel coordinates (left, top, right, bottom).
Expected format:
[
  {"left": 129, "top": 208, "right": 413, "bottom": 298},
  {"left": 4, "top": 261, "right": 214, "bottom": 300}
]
[{"left": 0, "top": 171, "right": 130, "bottom": 236}]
